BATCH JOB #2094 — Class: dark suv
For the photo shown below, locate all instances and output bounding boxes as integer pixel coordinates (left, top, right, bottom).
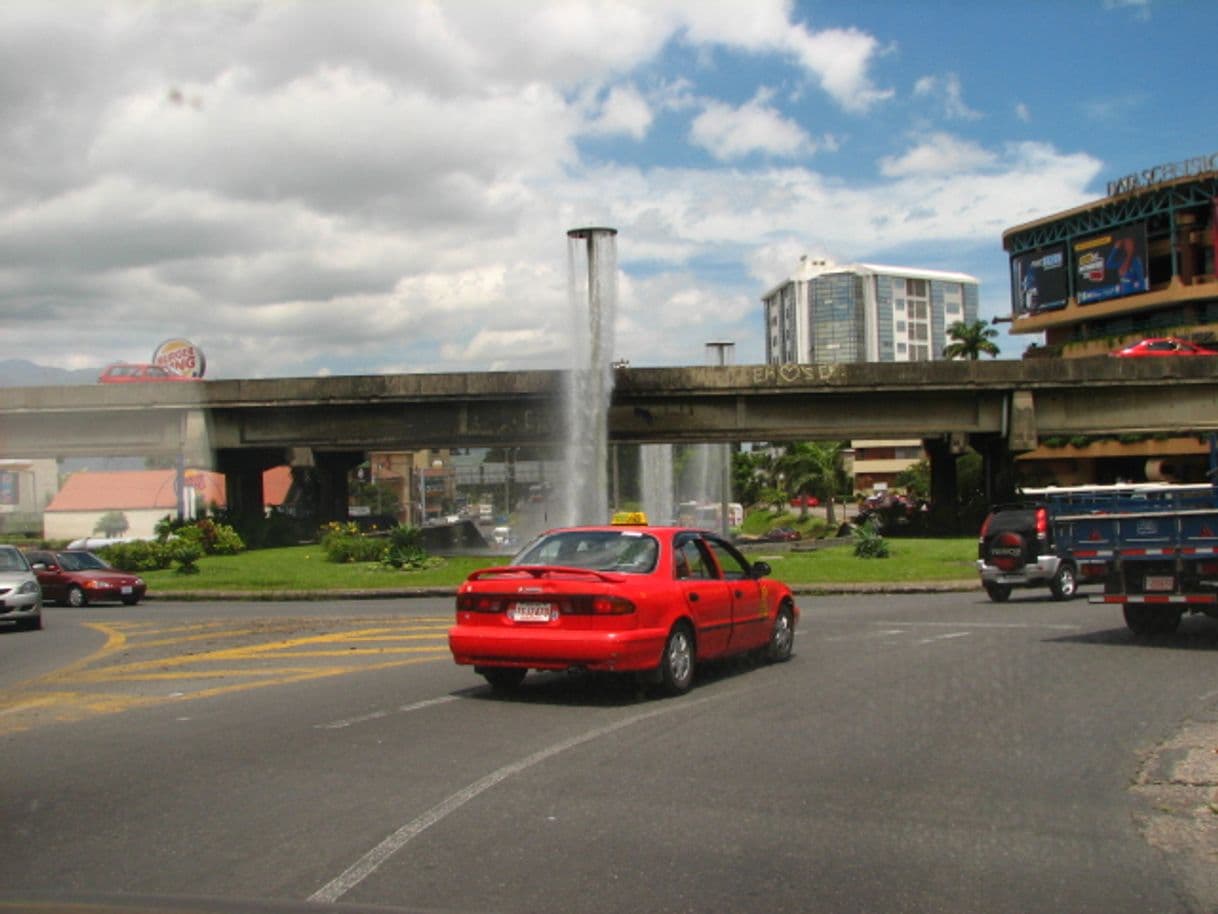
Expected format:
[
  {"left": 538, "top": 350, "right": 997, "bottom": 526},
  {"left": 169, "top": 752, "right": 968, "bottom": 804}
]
[{"left": 976, "top": 503, "right": 1077, "bottom": 602}]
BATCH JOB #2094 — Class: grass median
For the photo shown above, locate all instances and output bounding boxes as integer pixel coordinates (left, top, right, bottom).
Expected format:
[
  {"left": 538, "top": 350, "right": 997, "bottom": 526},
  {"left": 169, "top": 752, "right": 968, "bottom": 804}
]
[{"left": 139, "top": 538, "right": 978, "bottom": 595}]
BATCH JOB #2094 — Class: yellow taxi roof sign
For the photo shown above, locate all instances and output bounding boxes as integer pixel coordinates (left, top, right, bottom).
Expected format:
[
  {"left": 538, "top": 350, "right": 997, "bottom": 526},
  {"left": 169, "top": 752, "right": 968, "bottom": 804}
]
[{"left": 611, "top": 511, "right": 649, "bottom": 525}]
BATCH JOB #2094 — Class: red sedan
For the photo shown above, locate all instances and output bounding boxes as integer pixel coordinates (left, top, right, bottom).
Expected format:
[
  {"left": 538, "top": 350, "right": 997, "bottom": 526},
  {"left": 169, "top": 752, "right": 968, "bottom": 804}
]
[
  {"left": 98, "top": 362, "right": 199, "bottom": 382},
  {"left": 448, "top": 523, "right": 798, "bottom": 694},
  {"left": 1110, "top": 337, "right": 1218, "bottom": 357},
  {"left": 24, "top": 549, "right": 147, "bottom": 606}
]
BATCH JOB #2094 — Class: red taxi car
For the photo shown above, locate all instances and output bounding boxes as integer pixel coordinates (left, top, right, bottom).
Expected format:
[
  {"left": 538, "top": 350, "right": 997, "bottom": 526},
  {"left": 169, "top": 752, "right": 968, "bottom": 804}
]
[{"left": 448, "top": 522, "right": 798, "bottom": 694}]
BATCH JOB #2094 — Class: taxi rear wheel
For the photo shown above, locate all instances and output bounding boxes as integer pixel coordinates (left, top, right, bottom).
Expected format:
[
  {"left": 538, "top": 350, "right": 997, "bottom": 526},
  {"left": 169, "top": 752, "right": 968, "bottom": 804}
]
[
  {"left": 659, "top": 623, "right": 695, "bottom": 695},
  {"left": 481, "top": 667, "right": 527, "bottom": 692}
]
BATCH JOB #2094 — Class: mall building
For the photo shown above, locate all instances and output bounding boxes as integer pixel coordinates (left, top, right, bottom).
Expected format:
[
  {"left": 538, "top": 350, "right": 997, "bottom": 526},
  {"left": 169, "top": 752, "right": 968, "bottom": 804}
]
[
  {"left": 761, "top": 258, "right": 980, "bottom": 492},
  {"left": 1001, "top": 153, "right": 1218, "bottom": 483}
]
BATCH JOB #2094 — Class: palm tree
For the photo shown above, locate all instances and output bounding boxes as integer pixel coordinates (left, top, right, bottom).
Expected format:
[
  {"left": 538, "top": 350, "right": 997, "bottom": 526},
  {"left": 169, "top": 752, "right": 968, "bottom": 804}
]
[
  {"left": 777, "top": 441, "right": 847, "bottom": 526},
  {"left": 943, "top": 319, "right": 1001, "bottom": 360}
]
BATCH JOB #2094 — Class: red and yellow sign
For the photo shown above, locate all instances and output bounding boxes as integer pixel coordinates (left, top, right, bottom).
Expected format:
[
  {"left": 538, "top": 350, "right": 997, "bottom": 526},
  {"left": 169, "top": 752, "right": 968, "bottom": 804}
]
[{"left": 152, "top": 338, "right": 206, "bottom": 378}]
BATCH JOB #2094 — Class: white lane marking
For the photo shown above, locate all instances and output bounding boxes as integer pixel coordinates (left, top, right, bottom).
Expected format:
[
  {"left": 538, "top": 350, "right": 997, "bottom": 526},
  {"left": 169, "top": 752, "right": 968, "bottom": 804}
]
[
  {"left": 872, "top": 621, "right": 1082, "bottom": 631},
  {"left": 309, "top": 695, "right": 713, "bottom": 903},
  {"left": 918, "top": 631, "right": 971, "bottom": 645},
  {"left": 822, "top": 629, "right": 906, "bottom": 643},
  {"left": 316, "top": 695, "right": 461, "bottom": 730}
]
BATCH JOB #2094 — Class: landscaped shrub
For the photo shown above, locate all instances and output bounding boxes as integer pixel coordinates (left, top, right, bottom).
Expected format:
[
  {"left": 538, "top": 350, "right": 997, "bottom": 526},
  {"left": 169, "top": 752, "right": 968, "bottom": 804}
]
[
  {"left": 320, "top": 521, "right": 386, "bottom": 564},
  {"left": 852, "top": 520, "right": 890, "bottom": 559},
  {"left": 175, "top": 518, "right": 246, "bottom": 555},
  {"left": 170, "top": 540, "right": 204, "bottom": 574},
  {"left": 382, "top": 524, "right": 428, "bottom": 569},
  {"left": 99, "top": 540, "right": 175, "bottom": 572}
]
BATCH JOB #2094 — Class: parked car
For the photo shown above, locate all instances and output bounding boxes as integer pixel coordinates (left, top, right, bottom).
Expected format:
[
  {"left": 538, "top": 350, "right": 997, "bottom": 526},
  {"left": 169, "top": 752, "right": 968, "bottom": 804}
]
[
  {"left": 1110, "top": 337, "right": 1218, "bottom": 357},
  {"left": 448, "top": 522, "right": 798, "bottom": 694},
  {"left": 24, "top": 549, "right": 146, "bottom": 606},
  {"left": 763, "top": 526, "right": 802, "bottom": 542},
  {"left": 98, "top": 362, "right": 198, "bottom": 382},
  {"left": 976, "top": 503, "right": 1077, "bottom": 602},
  {"left": 0, "top": 544, "right": 42, "bottom": 630}
]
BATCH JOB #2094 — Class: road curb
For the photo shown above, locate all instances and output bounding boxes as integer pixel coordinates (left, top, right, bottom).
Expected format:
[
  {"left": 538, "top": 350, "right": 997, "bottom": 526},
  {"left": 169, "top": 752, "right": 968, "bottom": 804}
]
[{"left": 145, "top": 580, "right": 982, "bottom": 602}]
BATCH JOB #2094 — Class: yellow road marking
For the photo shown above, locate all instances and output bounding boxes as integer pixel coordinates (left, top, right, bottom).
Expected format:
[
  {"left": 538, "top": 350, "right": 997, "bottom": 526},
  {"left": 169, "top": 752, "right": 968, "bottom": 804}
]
[{"left": 0, "top": 617, "right": 453, "bottom": 735}]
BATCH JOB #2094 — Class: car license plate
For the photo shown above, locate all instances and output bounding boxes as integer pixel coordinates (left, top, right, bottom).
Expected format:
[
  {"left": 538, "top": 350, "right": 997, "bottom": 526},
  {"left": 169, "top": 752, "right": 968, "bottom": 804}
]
[
  {"left": 1145, "top": 575, "right": 1174, "bottom": 592},
  {"left": 509, "top": 602, "right": 556, "bottom": 622},
  {"left": 121, "top": 586, "right": 133, "bottom": 594}
]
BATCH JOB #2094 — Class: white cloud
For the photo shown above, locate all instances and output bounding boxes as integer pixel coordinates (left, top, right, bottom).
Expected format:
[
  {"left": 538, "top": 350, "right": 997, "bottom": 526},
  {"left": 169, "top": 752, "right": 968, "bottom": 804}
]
[
  {"left": 1014, "top": 102, "right": 1031, "bottom": 123},
  {"left": 1104, "top": 0, "right": 1152, "bottom": 20},
  {"left": 0, "top": 1, "right": 1107, "bottom": 378},
  {"left": 689, "top": 91, "right": 814, "bottom": 160},
  {"left": 879, "top": 133, "right": 997, "bottom": 178},
  {"left": 583, "top": 84, "right": 654, "bottom": 139},
  {"left": 913, "top": 73, "right": 981, "bottom": 120},
  {"left": 787, "top": 27, "right": 894, "bottom": 113}
]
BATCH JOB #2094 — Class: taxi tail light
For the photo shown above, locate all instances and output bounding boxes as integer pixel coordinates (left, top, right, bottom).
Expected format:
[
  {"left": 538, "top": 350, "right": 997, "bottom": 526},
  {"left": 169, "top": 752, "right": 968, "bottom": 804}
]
[
  {"left": 591, "top": 595, "right": 635, "bottom": 615},
  {"left": 457, "top": 594, "right": 505, "bottom": 613},
  {"left": 563, "top": 594, "right": 636, "bottom": 615}
]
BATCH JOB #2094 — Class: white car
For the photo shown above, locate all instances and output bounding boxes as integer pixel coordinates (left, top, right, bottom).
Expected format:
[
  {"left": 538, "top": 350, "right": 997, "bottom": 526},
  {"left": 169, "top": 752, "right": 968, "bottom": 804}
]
[{"left": 0, "top": 545, "right": 42, "bottom": 631}]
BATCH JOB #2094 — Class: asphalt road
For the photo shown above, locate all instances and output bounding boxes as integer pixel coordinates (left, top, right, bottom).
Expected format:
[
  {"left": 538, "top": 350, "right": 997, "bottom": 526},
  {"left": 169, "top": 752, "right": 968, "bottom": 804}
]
[{"left": 3, "top": 593, "right": 1217, "bottom": 913}]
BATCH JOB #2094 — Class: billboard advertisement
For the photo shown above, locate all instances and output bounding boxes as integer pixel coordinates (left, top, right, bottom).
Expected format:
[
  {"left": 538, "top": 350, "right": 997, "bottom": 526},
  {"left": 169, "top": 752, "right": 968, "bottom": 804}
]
[
  {"left": 153, "top": 338, "right": 206, "bottom": 378},
  {"left": 1010, "top": 244, "right": 1068, "bottom": 315},
  {"left": 1074, "top": 224, "right": 1149, "bottom": 305}
]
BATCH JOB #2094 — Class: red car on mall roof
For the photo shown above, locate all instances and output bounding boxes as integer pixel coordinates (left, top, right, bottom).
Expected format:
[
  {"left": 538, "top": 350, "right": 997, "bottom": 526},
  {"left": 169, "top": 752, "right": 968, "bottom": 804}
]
[
  {"left": 448, "top": 520, "right": 798, "bottom": 695},
  {"left": 98, "top": 362, "right": 199, "bottom": 382},
  {"left": 1110, "top": 337, "right": 1218, "bottom": 357}
]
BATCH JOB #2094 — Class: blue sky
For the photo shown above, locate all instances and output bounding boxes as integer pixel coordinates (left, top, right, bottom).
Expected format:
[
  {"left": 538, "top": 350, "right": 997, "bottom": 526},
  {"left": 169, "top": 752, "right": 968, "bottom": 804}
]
[{"left": 0, "top": 0, "right": 1210, "bottom": 377}]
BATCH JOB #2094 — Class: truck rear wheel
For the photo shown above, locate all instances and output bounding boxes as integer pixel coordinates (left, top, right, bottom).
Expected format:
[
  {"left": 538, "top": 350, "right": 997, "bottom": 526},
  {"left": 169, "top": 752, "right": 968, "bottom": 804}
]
[{"left": 1123, "top": 604, "right": 1181, "bottom": 637}]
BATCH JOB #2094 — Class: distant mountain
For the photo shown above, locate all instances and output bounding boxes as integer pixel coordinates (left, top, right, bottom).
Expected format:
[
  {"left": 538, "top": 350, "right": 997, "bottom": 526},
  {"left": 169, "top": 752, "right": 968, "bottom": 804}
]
[{"left": 0, "top": 359, "right": 101, "bottom": 387}]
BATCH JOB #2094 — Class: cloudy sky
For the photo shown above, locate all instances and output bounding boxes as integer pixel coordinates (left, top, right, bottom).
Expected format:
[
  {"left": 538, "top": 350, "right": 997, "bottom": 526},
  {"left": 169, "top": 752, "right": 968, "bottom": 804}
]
[{"left": 0, "top": 0, "right": 1205, "bottom": 378}]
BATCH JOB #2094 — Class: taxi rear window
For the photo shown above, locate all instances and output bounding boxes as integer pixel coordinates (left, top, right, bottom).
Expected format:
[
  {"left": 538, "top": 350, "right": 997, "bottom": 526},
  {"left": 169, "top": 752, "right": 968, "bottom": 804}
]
[{"left": 513, "top": 531, "right": 659, "bottom": 573}]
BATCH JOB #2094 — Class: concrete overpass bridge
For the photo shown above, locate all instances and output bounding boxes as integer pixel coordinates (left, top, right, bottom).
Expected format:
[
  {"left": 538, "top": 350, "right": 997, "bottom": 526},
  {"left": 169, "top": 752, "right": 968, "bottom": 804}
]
[{"left": 1, "top": 357, "right": 1215, "bottom": 524}]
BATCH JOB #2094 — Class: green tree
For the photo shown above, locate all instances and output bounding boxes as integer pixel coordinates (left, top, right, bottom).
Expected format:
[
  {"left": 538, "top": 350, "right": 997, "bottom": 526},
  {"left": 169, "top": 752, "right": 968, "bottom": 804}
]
[
  {"left": 943, "top": 319, "right": 1001, "bottom": 360},
  {"left": 732, "top": 449, "right": 773, "bottom": 508},
  {"left": 777, "top": 441, "right": 848, "bottom": 525},
  {"left": 94, "top": 510, "right": 129, "bottom": 538},
  {"left": 893, "top": 458, "right": 931, "bottom": 499},
  {"left": 349, "top": 480, "right": 403, "bottom": 519}
]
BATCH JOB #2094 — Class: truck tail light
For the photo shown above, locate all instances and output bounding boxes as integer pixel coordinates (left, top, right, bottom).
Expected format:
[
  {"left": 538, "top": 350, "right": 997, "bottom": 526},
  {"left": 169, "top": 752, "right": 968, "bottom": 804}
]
[{"left": 1036, "top": 507, "right": 1048, "bottom": 537}]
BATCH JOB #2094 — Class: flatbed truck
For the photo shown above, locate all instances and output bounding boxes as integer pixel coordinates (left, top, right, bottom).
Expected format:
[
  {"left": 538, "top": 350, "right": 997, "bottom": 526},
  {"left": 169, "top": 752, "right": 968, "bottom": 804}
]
[{"left": 1052, "top": 483, "right": 1218, "bottom": 635}]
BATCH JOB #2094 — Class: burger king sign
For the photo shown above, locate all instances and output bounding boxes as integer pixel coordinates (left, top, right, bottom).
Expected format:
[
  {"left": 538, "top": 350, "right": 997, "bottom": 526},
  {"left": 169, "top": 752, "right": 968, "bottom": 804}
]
[{"left": 152, "top": 338, "right": 206, "bottom": 378}]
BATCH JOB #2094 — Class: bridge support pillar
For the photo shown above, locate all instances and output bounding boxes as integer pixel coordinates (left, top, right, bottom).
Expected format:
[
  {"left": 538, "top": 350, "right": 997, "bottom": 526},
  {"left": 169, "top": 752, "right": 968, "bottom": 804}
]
[
  {"left": 977, "top": 434, "right": 1018, "bottom": 507},
  {"left": 215, "top": 448, "right": 289, "bottom": 528},
  {"left": 312, "top": 451, "right": 365, "bottom": 525},
  {"left": 923, "top": 437, "right": 961, "bottom": 534}
]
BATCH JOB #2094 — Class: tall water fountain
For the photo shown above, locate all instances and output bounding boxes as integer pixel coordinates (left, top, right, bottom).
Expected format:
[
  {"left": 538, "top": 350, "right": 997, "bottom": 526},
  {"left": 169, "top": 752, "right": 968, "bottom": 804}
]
[
  {"left": 640, "top": 444, "right": 675, "bottom": 524},
  {"left": 559, "top": 227, "right": 618, "bottom": 526}
]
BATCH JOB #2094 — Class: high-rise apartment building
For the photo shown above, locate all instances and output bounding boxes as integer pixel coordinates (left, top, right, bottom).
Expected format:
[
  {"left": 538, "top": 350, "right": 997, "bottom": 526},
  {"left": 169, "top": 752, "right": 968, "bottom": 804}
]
[
  {"left": 762, "top": 258, "right": 980, "bottom": 365},
  {"left": 761, "top": 257, "right": 980, "bottom": 493}
]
